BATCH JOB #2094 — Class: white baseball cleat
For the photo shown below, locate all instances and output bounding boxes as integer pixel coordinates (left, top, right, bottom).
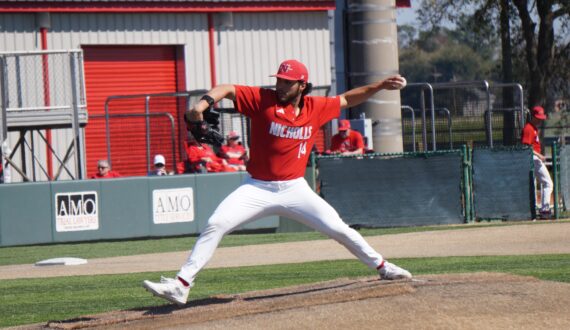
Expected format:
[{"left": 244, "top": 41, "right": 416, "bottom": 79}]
[
  {"left": 143, "top": 276, "right": 190, "bottom": 306},
  {"left": 378, "top": 261, "right": 412, "bottom": 280}
]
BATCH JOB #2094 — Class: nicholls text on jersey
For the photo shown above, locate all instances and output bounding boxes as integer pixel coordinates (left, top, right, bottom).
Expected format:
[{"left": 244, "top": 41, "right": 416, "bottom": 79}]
[{"left": 269, "top": 122, "right": 313, "bottom": 140}]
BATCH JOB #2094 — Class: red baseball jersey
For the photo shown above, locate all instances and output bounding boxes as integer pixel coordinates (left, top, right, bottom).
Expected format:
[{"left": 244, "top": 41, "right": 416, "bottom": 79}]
[
  {"left": 234, "top": 85, "right": 340, "bottom": 180},
  {"left": 330, "top": 130, "right": 365, "bottom": 153},
  {"left": 521, "top": 122, "right": 541, "bottom": 153},
  {"left": 219, "top": 144, "right": 247, "bottom": 166}
]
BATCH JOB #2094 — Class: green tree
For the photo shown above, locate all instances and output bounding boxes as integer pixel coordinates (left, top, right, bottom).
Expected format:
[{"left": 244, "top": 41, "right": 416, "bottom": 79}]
[
  {"left": 417, "top": 0, "right": 570, "bottom": 109},
  {"left": 398, "top": 27, "right": 497, "bottom": 83}
]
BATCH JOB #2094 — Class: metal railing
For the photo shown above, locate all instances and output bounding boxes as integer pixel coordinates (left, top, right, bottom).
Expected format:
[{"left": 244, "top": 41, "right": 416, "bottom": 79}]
[
  {"left": 401, "top": 80, "right": 525, "bottom": 152},
  {"left": 0, "top": 49, "right": 87, "bottom": 182}
]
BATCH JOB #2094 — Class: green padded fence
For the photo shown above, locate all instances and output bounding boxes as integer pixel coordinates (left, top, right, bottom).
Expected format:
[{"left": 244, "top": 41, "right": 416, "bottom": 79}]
[
  {"left": 558, "top": 144, "right": 570, "bottom": 213},
  {"left": 0, "top": 172, "right": 279, "bottom": 247},
  {"left": 317, "top": 151, "right": 466, "bottom": 227},
  {"left": 471, "top": 147, "right": 534, "bottom": 220}
]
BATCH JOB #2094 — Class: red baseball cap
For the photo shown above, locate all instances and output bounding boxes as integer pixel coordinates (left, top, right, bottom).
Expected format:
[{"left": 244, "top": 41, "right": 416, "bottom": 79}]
[
  {"left": 532, "top": 106, "right": 547, "bottom": 120},
  {"left": 270, "top": 60, "right": 309, "bottom": 83},
  {"left": 338, "top": 119, "right": 351, "bottom": 131}
]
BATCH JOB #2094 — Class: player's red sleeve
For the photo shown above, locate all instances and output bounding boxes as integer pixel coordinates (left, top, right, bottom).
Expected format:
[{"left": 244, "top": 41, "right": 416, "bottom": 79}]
[
  {"left": 186, "top": 146, "right": 203, "bottom": 163},
  {"left": 315, "top": 96, "right": 341, "bottom": 127},
  {"left": 330, "top": 134, "right": 342, "bottom": 151},
  {"left": 354, "top": 131, "right": 365, "bottom": 149},
  {"left": 521, "top": 124, "right": 534, "bottom": 145},
  {"left": 234, "top": 85, "right": 270, "bottom": 117}
]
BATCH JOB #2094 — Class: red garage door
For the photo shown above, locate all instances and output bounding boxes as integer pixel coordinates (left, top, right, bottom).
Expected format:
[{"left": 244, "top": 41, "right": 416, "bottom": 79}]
[{"left": 83, "top": 46, "right": 184, "bottom": 177}]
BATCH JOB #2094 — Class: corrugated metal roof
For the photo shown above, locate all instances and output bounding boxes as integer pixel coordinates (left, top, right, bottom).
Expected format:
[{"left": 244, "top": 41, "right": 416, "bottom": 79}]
[
  {"left": 3, "top": 0, "right": 332, "bottom": 3},
  {"left": 0, "top": 0, "right": 335, "bottom": 13}
]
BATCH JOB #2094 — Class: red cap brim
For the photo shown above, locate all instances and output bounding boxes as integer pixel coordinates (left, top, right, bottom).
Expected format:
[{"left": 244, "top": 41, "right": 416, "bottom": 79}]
[{"left": 270, "top": 74, "right": 302, "bottom": 81}]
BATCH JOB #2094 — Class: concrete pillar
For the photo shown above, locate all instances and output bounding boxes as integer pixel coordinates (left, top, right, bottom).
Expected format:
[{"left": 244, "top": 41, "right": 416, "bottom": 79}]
[{"left": 347, "top": 0, "right": 402, "bottom": 153}]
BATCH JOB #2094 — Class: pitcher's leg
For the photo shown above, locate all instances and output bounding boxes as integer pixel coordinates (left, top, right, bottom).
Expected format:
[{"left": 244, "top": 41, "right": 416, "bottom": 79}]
[
  {"left": 178, "top": 182, "right": 274, "bottom": 283},
  {"left": 281, "top": 181, "right": 383, "bottom": 269}
]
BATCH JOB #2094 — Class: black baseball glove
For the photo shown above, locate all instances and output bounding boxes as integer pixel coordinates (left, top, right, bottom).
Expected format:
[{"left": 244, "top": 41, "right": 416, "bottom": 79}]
[{"left": 187, "top": 108, "right": 224, "bottom": 147}]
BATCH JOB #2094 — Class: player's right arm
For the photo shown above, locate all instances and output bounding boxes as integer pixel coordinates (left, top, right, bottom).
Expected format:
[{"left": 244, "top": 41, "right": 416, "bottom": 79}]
[
  {"left": 338, "top": 75, "right": 406, "bottom": 109},
  {"left": 185, "top": 84, "right": 236, "bottom": 122}
]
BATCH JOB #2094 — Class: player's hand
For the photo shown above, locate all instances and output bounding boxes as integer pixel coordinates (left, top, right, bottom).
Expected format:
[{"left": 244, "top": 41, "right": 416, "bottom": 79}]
[
  {"left": 186, "top": 103, "right": 224, "bottom": 147},
  {"left": 187, "top": 120, "right": 224, "bottom": 147},
  {"left": 383, "top": 75, "right": 407, "bottom": 90}
]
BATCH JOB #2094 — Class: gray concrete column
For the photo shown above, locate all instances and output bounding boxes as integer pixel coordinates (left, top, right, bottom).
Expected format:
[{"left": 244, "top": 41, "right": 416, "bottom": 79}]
[{"left": 347, "top": 0, "right": 402, "bottom": 153}]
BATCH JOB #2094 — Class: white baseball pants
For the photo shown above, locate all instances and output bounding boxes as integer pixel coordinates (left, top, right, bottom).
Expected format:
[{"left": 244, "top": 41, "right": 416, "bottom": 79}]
[
  {"left": 178, "top": 176, "right": 383, "bottom": 284},
  {"left": 533, "top": 156, "right": 553, "bottom": 211}
]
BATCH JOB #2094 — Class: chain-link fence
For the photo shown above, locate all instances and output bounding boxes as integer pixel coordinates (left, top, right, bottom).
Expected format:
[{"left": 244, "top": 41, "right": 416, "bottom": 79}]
[
  {"left": 401, "top": 81, "right": 524, "bottom": 152},
  {"left": 0, "top": 50, "right": 87, "bottom": 181}
]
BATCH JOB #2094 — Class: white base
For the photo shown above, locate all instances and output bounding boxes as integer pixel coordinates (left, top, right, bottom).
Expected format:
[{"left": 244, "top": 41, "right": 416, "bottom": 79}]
[{"left": 35, "top": 257, "right": 88, "bottom": 266}]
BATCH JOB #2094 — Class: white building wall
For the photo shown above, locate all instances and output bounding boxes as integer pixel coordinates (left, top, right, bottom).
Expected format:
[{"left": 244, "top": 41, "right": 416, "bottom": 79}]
[
  {"left": 0, "top": 14, "right": 39, "bottom": 51},
  {"left": 0, "top": 11, "right": 332, "bottom": 182},
  {"left": 216, "top": 12, "right": 331, "bottom": 88}
]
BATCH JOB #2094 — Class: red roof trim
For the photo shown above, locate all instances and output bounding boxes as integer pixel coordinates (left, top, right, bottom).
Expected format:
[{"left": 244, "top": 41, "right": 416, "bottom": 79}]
[{"left": 0, "top": 1, "right": 335, "bottom": 13}]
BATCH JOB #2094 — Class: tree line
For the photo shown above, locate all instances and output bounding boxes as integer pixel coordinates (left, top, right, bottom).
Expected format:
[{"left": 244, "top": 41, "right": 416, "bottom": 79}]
[{"left": 399, "top": 0, "right": 569, "bottom": 112}]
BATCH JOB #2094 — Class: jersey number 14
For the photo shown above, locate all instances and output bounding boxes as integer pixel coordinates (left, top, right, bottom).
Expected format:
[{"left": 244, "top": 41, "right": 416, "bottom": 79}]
[{"left": 298, "top": 142, "right": 307, "bottom": 159}]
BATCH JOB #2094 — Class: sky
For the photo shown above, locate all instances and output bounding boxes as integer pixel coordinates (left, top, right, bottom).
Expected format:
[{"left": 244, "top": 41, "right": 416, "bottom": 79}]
[{"left": 396, "top": 6, "right": 419, "bottom": 27}]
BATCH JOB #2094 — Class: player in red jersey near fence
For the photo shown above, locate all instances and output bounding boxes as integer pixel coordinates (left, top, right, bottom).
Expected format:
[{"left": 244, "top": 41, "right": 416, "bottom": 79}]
[
  {"left": 330, "top": 119, "right": 365, "bottom": 155},
  {"left": 521, "top": 105, "right": 553, "bottom": 218},
  {"left": 143, "top": 59, "right": 411, "bottom": 305}
]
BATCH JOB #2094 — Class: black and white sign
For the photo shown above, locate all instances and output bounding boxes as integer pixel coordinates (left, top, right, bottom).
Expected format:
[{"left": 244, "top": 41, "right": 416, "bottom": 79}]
[
  {"left": 153, "top": 188, "right": 195, "bottom": 224},
  {"left": 55, "top": 191, "right": 99, "bottom": 232}
]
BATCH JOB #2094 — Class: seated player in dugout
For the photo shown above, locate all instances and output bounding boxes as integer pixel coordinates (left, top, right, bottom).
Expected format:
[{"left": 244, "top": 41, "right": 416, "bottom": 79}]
[
  {"left": 183, "top": 132, "right": 236, "bottom": 173},
  {"left": 218, "top": 131, "right": 248, "bottom": 171},
  {"left": 90, "top": 159, "right": 121, "bottom": 179},
  {"left": 329, "top": 119, "right": 365, "bottom": 155}
]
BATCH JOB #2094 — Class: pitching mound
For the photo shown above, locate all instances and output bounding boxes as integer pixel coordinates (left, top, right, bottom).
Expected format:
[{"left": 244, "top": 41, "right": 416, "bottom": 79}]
[{"left": 39, "top": 273, "right": 570, "bottom": 329}]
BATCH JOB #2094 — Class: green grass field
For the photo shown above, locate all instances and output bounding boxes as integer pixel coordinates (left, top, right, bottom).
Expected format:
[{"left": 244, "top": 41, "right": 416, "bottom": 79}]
[
  {"left": 1, "top": 221, "right": 569, "bottom": 327},
  {"left": 1, "top": 254, "right": 569, "bottom": 327}
]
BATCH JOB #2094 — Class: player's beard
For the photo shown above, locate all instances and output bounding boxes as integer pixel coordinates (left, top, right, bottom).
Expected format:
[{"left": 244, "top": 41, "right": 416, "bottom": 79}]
[{"left": 276, "top": 85, "right": 303, "bottom": 105}]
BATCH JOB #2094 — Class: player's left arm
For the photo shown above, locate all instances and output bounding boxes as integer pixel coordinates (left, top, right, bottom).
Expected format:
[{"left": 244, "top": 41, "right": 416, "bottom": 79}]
[{"left": 338, "top": 75, "right": 406, "bottom": 109}]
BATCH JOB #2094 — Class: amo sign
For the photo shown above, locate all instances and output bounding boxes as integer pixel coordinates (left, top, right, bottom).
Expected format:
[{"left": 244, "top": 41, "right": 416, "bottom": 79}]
[
  {"left": 152, "top": 187, "right": 195, "bottom": 224},
  {"left": 55, "top": 191, "right": 99, "bottom": 232}
]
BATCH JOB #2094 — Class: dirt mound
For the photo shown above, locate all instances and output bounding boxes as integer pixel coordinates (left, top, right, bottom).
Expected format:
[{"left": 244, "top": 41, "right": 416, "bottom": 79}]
[{"left": 33, "top": 273, "right": 570, "bottom": 330}]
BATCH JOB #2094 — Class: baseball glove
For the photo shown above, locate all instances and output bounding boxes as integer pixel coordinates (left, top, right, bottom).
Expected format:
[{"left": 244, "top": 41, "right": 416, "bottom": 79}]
[{"left": 187, "top": 109, "right": 224, "bottom": 146}]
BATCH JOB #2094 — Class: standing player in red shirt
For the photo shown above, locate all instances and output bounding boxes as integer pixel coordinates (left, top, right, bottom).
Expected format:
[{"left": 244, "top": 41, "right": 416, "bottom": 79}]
[
  {"left": 143, "top": 60, "right": 411, "bottom": 305},
  {"left": 330, "top": 119, "right": 365, "bottom": 155},
  {"left": 521, "top": 106, "right": 553, "bottom": 218}
]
